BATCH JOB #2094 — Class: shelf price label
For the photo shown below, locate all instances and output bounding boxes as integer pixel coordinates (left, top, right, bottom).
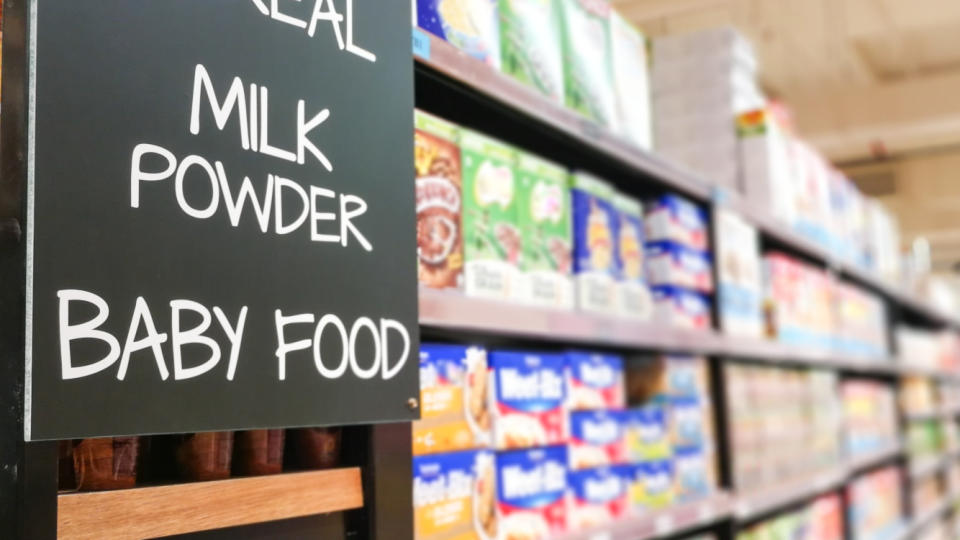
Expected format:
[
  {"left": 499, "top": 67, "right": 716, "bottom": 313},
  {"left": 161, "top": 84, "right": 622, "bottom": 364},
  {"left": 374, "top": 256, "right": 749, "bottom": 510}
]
[{"left": 24, "top": 0, "right": 418, "bottom": 440}]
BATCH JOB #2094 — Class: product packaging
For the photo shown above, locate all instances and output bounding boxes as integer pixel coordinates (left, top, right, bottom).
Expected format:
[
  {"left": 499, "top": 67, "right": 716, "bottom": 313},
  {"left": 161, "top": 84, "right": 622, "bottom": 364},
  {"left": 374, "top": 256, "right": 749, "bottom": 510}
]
[
  {"left": 175, "top": 432, "right": 234, "bottom": 481},
  {"left": 571, "top": 172, "right": 620, "bottom": 314},
  {"left": 489, "top": 350, "right": 568, "bottom": 449},
  {"left": 569, "top": 409, "right": 628, "bottom": 470},
  {"left": 516, "top": 151, "right": 574, "bottom": 309},
  {"left": 714, "top": 209, "right": 763, "bottom": 338},
  {"left": 651, "top": 285, "right": 712, "bottom": 330},
  {"left": 609, "top": 10, "right": 652, "bottom": 149},
  {"left": 662, "top": 355, "right": 709, "bottom": 398},
  {"left": 71, "top": 437, "right": 140, "bottom": 491},
  {"left": 415, "top": 110, "right": 464, "bottom": 290},
  {"left": 737, "top": 107, "right": 797, "bottom": 226},
  {"left": 288, "top": 427, "right": 341, "bottom": 469},
  {"left": 625, "top": 403, "right": 671, "bottom": 462},
  {"left": 415, "top": 344, "right": 492, "bottom": 455},
  {"left": 461, "top": 129, "right": 521, "bottom": 300},
  {"left": 496, "top": 446, "right": 568, "bottom": 538},
  {"left": 566, "top": 465, "right": 632, "bottom": 531},
  {"left": 629, "top": 459, "right": 674, "bottom": 510},
  {"left": 673, "top": 446, "right": 712, "bottom": 502},
  {"left": 233, "top": 429, "right": 284, "bottom": 476},
  {"left": 498, "top": 0, "right": 564, "bottom": 103},
  {"left": 614, "top": 193, "right": 653, "bottom": 319},
  {"left": 565, "top": 351, "right": 625, "bottom": 410},
  {"left": 645, "top": 241, "right": 713, "bottom": 292},
  {"left": 644, "top": 194, "right": 708, "bottom": 251},
  {"left": 417, "top": 0, "right": 501, "bottom": 68},
  {"left": 669, "top": 395, "right": 707, "bottom": 450},
  {"left": 413, "top": 449, "right": 498, "bottom": 540},
  {"left": 556, "top": 0, "right": 617, "bottom": 127}
]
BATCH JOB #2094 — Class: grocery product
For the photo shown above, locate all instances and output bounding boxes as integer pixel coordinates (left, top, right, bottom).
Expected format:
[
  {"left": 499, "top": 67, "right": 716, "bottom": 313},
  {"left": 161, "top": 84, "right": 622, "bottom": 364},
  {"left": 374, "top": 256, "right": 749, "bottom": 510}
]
[
  {"left": 846, "top": 467, "right": 906, "bottom": 540},
  {"left": 625, "top": 403, "right": 670, "bottom": 461},
  {"left": 764, "top": 253, "right": 835, "bottom": 350},
  {"left": 613, "top": 193, "right": 652, "bottom": 319},
  {"left": 565, "top": 351, "right": 625, "bottom": 410},
  {"left": 629, "top": 459, "right": 674, "bottom": 510},
  {"left": 71, "top": 437, "right": 140, "bottom": 491},
  {"left": 645, "top": 241, "right": 713, "bottom": 292},
  {"left": 840, "top": 380, "right": 898, "bottom": 458},
  {"left": 662, "top": 355, "right": 709, "bottom": 398},
  {"left": 673, "top": 446, "right": 711, "bottom": 502},
  {"left": 415, "top": 344, "right": 492, "bottom": 455},
  {"left": 669, "top": 395, "right": 707, "bottom": 450},
  {"left": 833, "top": 281, "right": 888, "bottom": 359},
  {"left": 556, "top": 0, "right": 617, "bottom": 127},
  {"left": 415, "top": 110, "right": 464, "bottom": 290},
  {"left": 516, "top": 151, "right": 574, "bottom": 309},
  {"left": 496, "top": 445, "right": 568, "bottom": 538},
  {"left": 651, "top": 285, "right": 712, "bottom": 330},
  {"left": 714, "top": 209, "right": 763, "bottom": 338},
  {"left": 566, "top": 465, "right": 631, "bottom": 531},
  {"left": 608, "top": 10, "right": 652, "bottom": 150},
  {"left": 175, "top": 432, "right": 234, "bottom": 481},
  {"left": 461, "top": 129, "right": 520, "bottom": 300},
  {"left": 413, "top": 449, "right": 497, "bottom": 540},
  {"left": 233, "top": 430, "right": 284, "bottom": 476},
  {"left": 737, "top": 107, "right": 797, "bottom": 225},
  {"left": 417, "top": 0, "right": 501, "bottom": 68},
  {"left": 498, "top": 0, "right": 564, "bottom": 103},
  {"left": 644, "top": 194, "right": 708, "bottom": 251},
  {"left": 571, "top": 172, "right": 620, "bottom": 314},
  {"left": 288, "top": 427, "right": 341, "bottom": 469},
  {"left": 736, "top": 494, "right": 843, "bottom": 540},
  {"left": 569, "top": 409, "right": 627, "bottom": 470},
  {"left": 489, "top": 350, "right": 567, "bottom": 449}
]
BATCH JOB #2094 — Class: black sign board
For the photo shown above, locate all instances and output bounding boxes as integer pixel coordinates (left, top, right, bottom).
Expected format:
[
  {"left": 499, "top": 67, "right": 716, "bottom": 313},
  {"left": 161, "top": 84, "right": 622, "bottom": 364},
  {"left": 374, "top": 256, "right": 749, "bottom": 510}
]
[{"left": 25, "top": 0, "right": 417, "bottom": 440}]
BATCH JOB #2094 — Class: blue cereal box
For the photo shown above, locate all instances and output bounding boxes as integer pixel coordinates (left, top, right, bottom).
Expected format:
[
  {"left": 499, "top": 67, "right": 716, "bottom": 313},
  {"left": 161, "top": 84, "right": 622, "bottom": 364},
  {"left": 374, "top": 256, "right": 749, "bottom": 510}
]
[
  {"left": 670, "top": 395, "right": 707, "bottom": 450},
  {"left": 673, "top": 446, "right": 712, "bottom": 502},
  {"left": 625, "top": 404, "right": 671, "bottom": 461},
  {"left": 496, "top": 446, "right": 568, "bottom": 538},
  {"left": 489, "top": 351, "right": 568, "bottom": 450},
  {"left": 571, "top": 172, "right": 620, "bottom": 314},
  {"left": 569, "top": 410, "right": 628, "bottom": 470},
  {"left": 413, "top": 449, "right": 498, "bottom": 540},
  {"left": 645, "top": 241, "right": 714, "bottom": 292},
  {"left": 614, "top": 193, "right": 653, "bottom": 319},
  {"left": 565, "top": 351, "right": 625, "bottom": 410},
  {"left": 417, "top": 0, "right": 501, "bottom": 69},
  {"left": 651, "top": 285, "right": 712, "bottom": 330},
  {"left": 629, "top": 460, "right": 675, "bottom": 510},
  {"left": 566, "top": 465, "right": 632, "bottom": 532},
  {"left": 645, "top": 194, "right": 708, "bottom": 251},
  {"left": 415, "top": 344, "right": 492, "bottom": 456}
]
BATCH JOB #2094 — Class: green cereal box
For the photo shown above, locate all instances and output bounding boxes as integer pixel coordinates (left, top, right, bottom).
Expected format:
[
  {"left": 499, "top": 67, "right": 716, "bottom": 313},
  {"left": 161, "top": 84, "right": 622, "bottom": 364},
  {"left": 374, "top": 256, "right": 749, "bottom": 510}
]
[
  {"left": 609, "top": 10, "right": 653, "bottom": 150},
  {"left": 557, "top": 0, "right": 618, "bottom": 128},
  {"left": 460, "top": 129, "right": 521, "bottom": 300},
  {"left": 499, "top": 0, "right": 565, "bottom": 103},
  {"left": 516, "top": 151, "right": 573, "bottom": 309}
]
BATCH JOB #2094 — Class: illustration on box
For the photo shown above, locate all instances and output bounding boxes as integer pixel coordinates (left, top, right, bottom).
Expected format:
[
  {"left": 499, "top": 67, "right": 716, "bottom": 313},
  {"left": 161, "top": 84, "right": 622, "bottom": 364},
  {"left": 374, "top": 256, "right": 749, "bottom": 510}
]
[
  {"left": 417, "top": 0, "right": 501, "bottom": 68},
  {"left": 566, "top": 352, "right": 625, "bottom": 410},
  {"left": 413, "top": 449, "right": 497, "bottom": 540},
  {"left": 499, "top": 0, "right": 564, "bottom": 103},
  {"left": 489, "top": 351, "right": 567, "bottom": 449},
  {"left": 567, "top": 465, "right": 631, "bottom": 532},
  {"left": 496, "top": 446, "right": 568, "bottom": 540},
  {"left": 571, "top": 173, "right": 620, "bottom": 314},
  {"left": 569, "top": 410, "right": 627, "bottom": 470}
]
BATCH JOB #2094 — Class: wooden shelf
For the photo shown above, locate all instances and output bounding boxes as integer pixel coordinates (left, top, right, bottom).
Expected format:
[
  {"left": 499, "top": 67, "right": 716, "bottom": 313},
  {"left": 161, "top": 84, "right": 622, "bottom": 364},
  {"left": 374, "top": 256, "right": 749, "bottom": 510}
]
[
  {"left": 414, "top": 30, "right": 959, "bottom": 330},
  {"left": 57, "top": 468, "right": 362, "bottom": 540},
  {"left": 733, "top": 467, "right": 847, "bottom": 522}
]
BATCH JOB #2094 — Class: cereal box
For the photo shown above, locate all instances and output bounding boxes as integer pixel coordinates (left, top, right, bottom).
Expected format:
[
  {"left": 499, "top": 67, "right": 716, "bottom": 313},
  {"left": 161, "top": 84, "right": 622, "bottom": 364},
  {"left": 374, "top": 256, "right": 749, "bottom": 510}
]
[
  {"left": 609, "top": 10, "right": 652, "bottom": 150},
  {"left": 569, "top": 410, "right": 628, "bottom": 470},
  {"left": 670, "top": 395, "right": 708, "bottom": 450},
  {"left": 614, "top": 193, "right": 653, "bottom": 320},
  {"left": 415, "top": 111, "right": 464, "bottom": 290},
  {"left": 417, "top": 0, "right": 501, "bottom": 69},
  {"left": 415, "top": 344, "right": 492, "bottom": 456},
  {"left": 413, "top": 449, "right": 498, "bottom": 540},
  {"left": 565, "top": 351, "right": 625, "bottom": 410},
  {"left": 496, "top": 446, "right": 568, "bottom": 539},
  {"left": 663, "top": 355, "right": 709, "bottom": 398},
  {"left": 629, "top": 459, "right": 674, "bottom": 510},
  {"left": 461, "top": 129, "right": 521, "bottom": 301},
  {"left": 673, "top": 446, "right": 712, "bottom": 502},
  {"left": 489, "top": 351, "right": 567, "bottom": 449},
  {"left": 651, "top": 285, "right": 712, "bottom": 330},
  {"left": 644, "top": 194, "right": 708, "bottom": 251},
  {"left": 556, "top": 0, "right": 617, "bottom": 127},
  {"left": 645, "top": 241, "right": 714, "bottom": 292},
  {"left": 516, "top": 151, "right": 574, "bottom": 309},
  {"left": 571, "top": 172, "right": 620, "bottom": 314},
  {"left": 499, "top": 0, "right": 564, "bottom": 103},
  {"left": 625, "top": 403, "right": 671, "bottom": 461},
  {"left": 566, "top": 465, "right": 632, "bottom": 531},
  {"left": 714, "top": 209, "right": 763, "bottom": 338}
]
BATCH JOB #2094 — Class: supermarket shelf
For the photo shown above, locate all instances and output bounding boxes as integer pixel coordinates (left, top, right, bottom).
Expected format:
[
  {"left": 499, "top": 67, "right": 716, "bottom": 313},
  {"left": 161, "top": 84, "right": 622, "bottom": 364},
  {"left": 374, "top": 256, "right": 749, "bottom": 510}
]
[
  {"left": 845, "top": 444, "right": 905, "bottom": 473},
  {"left": 905, "top": 405, "right": 960, "bottom": 422},
  {"left": 896, "top": 492, "right": 960, "bottom": 540},
  {"left": 733, "top": 467, "right": 847, "bottom": 522},
  {"left": 57, "top": 468, "right": 362, "bottom": 540},
  {"left": 420, "top": 288, "right": 960, "bottom": 381},
  {"left": 413, "top": 30, "right": 959, "bottom": 330},
  {"left": 909, "top": 454, "right": 952, "bottom": 480},
  {"left": 555, "top": 492, "right": 733, "bottom": 540}
]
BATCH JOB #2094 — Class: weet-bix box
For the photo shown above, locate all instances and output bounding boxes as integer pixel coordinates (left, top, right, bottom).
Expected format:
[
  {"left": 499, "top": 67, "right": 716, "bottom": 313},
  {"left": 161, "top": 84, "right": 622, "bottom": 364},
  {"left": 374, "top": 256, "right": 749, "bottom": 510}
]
[
  {"left": 569, "top": 410, "right": 628, "bottom": 470},
  {"left": 415, "top": 344, "right": 492, "bottom": 456},
  {"left": 645, "top": 194, "right": 708, "bottom": 251},
  {"left": 565, "top": 351, "right": 625, "bottom": 410},
  {"left": 626, "top": 404, "right": 671, "bottom": 462},
  {"left": 489, "top": 351, "right": 568, "bottom": 450},
  {"left": 571, "top": 172, "right": 620, "bottom": 314},
  {"left": 496, "top": 446, "right": 568, "bottom": 539},
  {"left": 614, "top": 193, "right": 653, "bottom": 319},
  {"left": 417, "top": 0, "right": 501, "bottom": 69},
  {"left": 566, "top": 465, "right": 632, "bottom": 532},
  {"left": 413, "top": 449, "right": 497, "bottom": 540}
]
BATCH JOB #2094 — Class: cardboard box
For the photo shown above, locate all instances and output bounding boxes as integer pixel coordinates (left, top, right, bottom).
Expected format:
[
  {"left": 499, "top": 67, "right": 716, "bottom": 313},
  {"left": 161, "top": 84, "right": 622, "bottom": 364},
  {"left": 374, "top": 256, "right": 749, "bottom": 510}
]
[
  {"left": 566, "top": 465, "right": 632, "bottom": 531},
  {"left": 644, "top": 194, "right": 708, "bottom": 251},
  {"left": 461, "top": 129, "right": 521, "bottom": 301},
  {"left": 489, "top": 350, "right": 568, "bottom": 449},
  {"left": 565, "top": 351, "right": 625, "bottom": 410},
  {"left": 569, "top": 410, "right": 628, "bottom": 470},
  {"left": 609, "top": 11, "right": 652, "bottom": 150},
  {"left": 571, "top": 172, "right": 620, "bottom": 314},
  {"left": 516, "top": 151, "right": 574, "bottom": 309},
  {"left": 413, "top": 449, "right": 497, "bottom": 540},
  {"left": 645, "top": 241, "right": 713, "bottom": 293},
  {"left": 499, "top": 0, "right": 564, "bottom": 103},
  {"left": 614, "top": 194, "right": 652, "bottom": 320},
  {"left": 496, "top": 446, "right": 568, "bottom": 538},
  {"left": 651, "top": 285, "right": 712, "bottom": 330},
  {"left": 629, "top": 459, "right": 674, "bottom": 510},
  {"left": 556, "top": 0, "right": 617, "bottom": 127},
  {"left": 415, "top": 344, "right": 492, "bottom": 455},
  {"left": 625, "top": 404, "right": 671, "bottom": 462},
  {"left": 417, "top": 0, "right": 501, "bottom": 68},
  {"left": 714, "top": 209, "right": 763, "bottom": 338}
]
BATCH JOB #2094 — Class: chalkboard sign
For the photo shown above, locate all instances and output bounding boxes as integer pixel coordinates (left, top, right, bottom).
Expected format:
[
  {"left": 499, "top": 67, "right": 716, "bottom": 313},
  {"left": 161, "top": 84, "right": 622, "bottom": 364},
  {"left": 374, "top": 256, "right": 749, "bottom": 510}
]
[{"left": 25, "top": 0, "right": 417, "bottom": 440}]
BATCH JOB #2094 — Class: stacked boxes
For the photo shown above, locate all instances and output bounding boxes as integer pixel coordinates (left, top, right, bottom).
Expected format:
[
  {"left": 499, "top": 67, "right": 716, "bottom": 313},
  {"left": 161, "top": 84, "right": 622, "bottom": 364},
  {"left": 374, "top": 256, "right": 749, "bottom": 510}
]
[
  {"left": 499, "top": 0, "right": 565, "bottom": 104},
  {"left": 556, "top": 0, "right": 617, "bottom": 128},
  {"left": 416, "top": 0, "right": 501, "bottom": 68},
  {"left": 841, "top": 380, "right": 898, "bottom": 458},
  {"left": 714, "top": 209, "right": 763, "bottom": 338},
  {"left": 609, "top": 11, "right": 653, "bottom": 150},
  {"left": 846, "top": 467, "right": 907, "bottom": 540},
  {"left": 571, "top": 173, "right": 620, "bottom": 314},
  {"left": 489, "top": 350, "right": 568, "bottom": 449},
  {"left": 413, "top": 450, "right": 498, "bottom": 540},
  {"left": 614, "top": 194, "right": 652, "bottom": 319}
]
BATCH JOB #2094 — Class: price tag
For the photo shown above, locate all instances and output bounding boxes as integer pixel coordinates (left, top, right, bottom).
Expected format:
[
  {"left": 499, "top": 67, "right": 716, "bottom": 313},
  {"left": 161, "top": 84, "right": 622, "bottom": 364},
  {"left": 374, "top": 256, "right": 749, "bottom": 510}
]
[
  {"left": 589, "top": 533, "right": 612, "bottom": 540},
  {"left": 412, "top": 28, "right": 431, "bottom": 59},
  {"left": 655, "top": 514, "right": 674, "bottom": 535}
]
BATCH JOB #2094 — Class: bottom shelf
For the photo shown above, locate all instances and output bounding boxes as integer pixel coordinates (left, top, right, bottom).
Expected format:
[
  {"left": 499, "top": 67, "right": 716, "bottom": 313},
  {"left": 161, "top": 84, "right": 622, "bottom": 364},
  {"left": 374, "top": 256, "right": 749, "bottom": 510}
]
[{"left": 57, "top": 468, "right": 363, "bottom": 540}]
